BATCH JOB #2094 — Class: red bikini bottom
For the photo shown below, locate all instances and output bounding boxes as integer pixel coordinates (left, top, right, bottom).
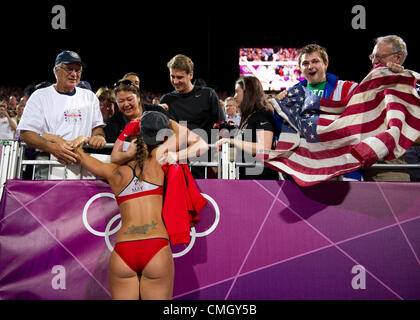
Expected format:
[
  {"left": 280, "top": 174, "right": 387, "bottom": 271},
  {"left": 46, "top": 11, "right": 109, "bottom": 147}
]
[{"left": 114, "top": 238, "right": 169, "bottom": 273}]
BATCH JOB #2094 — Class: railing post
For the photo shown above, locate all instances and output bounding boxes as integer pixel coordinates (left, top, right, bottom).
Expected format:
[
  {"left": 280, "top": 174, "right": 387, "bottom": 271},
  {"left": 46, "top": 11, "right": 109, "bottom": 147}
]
[
  {"left": 220, "top": 141, "right": 230, "bottom": 179},
  {"left": 8, "top": 141, "right": 19, "bottom": 180},
  {"left": 16, "top": 141, "right": 24, "bottom": 179},
  {"left": 0, "top": 140, "right": 20, "bottom": 199},
  {"left": 1, "top": 142, "right": 11, "bottom": 195}
]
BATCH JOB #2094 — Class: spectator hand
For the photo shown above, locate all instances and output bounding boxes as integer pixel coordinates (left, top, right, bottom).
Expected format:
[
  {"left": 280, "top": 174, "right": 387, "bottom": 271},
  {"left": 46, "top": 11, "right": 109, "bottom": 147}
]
[
  {"left": 88, "top": 135, "right": 106, "bottom": 149},
  {"left": 386, "top": 62, "right": 404, "bottom": 73},
  {"left": 275, "top": 89, "right": 288, "bottom": 101},
  {"left": 159, "top": 103, "right": 169, "bottom": 111},
  {"left": 50, "top": 142, "right": 80, "bottom": 165},
  {"left": 214, "top": 138, "right": 231, "bottom": 152},
  {"left": 158, "top": 151, "right": 178, "bottom": 165},
  {"left": 265, "top": 90, "right": 288, "bottom": 115},
  {"left": 120, "top": 138, "right": 138, "bottom": 160},
  {"left": 69, "top": 136, "right": 89, "bottom": 149}
]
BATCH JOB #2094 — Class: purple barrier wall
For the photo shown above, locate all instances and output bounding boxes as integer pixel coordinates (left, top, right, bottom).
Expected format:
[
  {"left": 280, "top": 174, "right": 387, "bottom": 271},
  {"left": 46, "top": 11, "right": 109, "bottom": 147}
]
[{"left": 1, "top": 179, "right": 419, "bottom": 300}]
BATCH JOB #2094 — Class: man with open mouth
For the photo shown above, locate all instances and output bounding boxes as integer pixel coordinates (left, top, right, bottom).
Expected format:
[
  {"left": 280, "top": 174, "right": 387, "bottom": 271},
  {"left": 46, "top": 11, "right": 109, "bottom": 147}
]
[{"left": 295, "top": 44, "right": 361, "bottom": 181}]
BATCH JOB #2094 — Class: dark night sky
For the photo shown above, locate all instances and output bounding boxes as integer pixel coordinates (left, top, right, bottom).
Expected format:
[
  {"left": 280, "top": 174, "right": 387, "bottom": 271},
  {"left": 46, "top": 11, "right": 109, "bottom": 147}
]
[{"left": 1, "top": 1, "right": 417, "bottom": 95}]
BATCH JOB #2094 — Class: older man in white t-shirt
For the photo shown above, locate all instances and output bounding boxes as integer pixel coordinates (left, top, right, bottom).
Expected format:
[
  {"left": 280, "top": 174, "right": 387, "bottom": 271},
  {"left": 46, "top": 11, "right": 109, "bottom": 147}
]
[{"left": 18, "top": 50, "right": 106, "bottom": 166}]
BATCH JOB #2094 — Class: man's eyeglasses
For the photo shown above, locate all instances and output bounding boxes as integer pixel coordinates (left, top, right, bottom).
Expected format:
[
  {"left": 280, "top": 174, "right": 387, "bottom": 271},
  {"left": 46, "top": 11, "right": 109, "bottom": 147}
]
[
  {"left": 58, "top": 65, "right": 82, "bottom": 75},
  {"left": 113, "top": 79, "right": 136, "bottom": 89},
  {"left": 369, "top": 52, "right": 400, "bottom": 61}
]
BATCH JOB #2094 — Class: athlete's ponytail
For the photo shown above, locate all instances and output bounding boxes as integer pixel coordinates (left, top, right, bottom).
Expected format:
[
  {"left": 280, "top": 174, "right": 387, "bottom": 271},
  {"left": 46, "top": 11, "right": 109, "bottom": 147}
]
[{"left": 125, "top": 134, "right": 148, "bottom": 181}]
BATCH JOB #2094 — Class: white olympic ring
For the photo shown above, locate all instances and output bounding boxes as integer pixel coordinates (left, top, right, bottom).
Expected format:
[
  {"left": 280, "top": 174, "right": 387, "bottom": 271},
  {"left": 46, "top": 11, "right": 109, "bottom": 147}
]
[
  {"left": 82, "top": 192, "right": 220, "bottom": 258},
  {"left": 82, "top": 192, "right": 121, "bottom": 237},
  {"left": 104, "top": 213, "right": 121, "bottom": 252},
  {"left": 172, "top": 193, "right": 220, "bottom": 258}
]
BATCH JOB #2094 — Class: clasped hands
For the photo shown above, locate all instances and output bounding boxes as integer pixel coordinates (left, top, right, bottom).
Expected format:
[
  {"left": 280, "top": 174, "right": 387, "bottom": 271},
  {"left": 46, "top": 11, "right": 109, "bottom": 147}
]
[{"left": 45, "top": 134, "right": 105, "bottom": 165}]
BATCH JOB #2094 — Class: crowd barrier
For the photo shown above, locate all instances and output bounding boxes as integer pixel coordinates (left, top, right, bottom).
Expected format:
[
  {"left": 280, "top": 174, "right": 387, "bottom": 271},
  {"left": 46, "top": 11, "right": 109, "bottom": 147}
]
[
  {"left": 0, "top": 140, "right": 225, "bottom": 198},
  {"left": 1, "top": 140, "right": 420, "bottom": 300},
  {"left": 0, "top": 178, "right": 419, "bottom": 299},
  {"left": 2, "top": 140, "right": 420, "bottom": 181},
  {"left": 1, "top": 139, "right": 284, "bottom": 200}
]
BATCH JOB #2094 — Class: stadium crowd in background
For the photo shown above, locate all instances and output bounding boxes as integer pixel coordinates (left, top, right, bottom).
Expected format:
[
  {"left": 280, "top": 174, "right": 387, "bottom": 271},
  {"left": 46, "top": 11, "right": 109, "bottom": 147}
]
[
  {"left": 239, "top": 48, "right": 300, "bottom": 62},
  {"left": 1, "top": 35, "right": 419, "bottom": 182}
]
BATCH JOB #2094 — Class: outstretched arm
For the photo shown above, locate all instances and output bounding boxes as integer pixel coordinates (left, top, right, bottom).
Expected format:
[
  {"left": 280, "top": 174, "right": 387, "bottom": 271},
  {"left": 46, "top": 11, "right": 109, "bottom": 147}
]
[
  {"left": 42, "top": 133, "right": 88, "bottom": 150},
  {"left": 75, "top": 142, "right": 119, "bottom": 181},
  {"left": 23, "top": 132, "right": 80, "bottom": 164},
  {"left": 156, "top": 120, "right": 209, "bottom": 164},
  {"left": 214, "top": 129, "right": 273, "bottom": 156},
  {"left": 43, "top": 133, "right": 120, "bottom": 181}
]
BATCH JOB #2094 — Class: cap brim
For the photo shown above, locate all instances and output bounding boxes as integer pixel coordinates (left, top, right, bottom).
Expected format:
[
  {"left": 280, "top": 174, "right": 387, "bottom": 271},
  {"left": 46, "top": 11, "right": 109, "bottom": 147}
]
[{"left": 56, "top": 60, "right": 86, "bottom": 68}]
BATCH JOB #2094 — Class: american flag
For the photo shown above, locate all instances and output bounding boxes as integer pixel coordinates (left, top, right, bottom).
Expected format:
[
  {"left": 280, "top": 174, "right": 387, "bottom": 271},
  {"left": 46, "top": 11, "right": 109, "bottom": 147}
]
[{"left": 265, "top": 66, "right": 420, "bottom": 186}]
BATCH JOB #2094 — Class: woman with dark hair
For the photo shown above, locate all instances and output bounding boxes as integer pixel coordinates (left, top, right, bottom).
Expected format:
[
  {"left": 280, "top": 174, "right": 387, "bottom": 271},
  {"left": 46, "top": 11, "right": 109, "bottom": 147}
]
[
  {"left": 44, "top": 111, "right": 208, "bottom": 300},
  {"left": 102, "top": 133, "right": 173, "bottom": 299},
  {"left": 110, "top": 80, "right": 170, "bottom": 164},
  {"left": 215, "top": 76, "right": 279, "bottom": 180}
]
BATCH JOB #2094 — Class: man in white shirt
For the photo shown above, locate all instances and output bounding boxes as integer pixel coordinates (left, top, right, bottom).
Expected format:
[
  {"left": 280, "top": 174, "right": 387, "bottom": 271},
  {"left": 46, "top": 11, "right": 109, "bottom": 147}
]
[{"left": 18, "top": 50, "right": 106, "bottom": 165}]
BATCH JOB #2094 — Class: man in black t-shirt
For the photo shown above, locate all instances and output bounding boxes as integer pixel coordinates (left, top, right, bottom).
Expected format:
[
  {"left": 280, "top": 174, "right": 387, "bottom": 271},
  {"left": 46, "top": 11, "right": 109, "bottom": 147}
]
[{"left": 160, "top": 54, "right": 225, "bottom": 178}]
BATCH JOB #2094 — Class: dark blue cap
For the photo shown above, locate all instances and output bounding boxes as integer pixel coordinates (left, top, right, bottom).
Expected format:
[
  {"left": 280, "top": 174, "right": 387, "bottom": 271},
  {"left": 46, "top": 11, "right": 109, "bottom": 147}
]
[
  {"left": 77, "top": 81, "right": 92, "bottom": 91},
  {"left": 55, "top": 50, "right": 84, "bottom": 67}
]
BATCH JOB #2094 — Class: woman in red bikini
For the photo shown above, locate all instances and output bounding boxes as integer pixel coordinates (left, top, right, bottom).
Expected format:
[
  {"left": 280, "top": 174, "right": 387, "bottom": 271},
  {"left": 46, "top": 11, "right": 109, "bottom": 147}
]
[
  {"left": 104, "top": 131, "right": 172, "bottom": 300},
  {"left": 45, "top": 111, "right": 208, "bottom": 299}
]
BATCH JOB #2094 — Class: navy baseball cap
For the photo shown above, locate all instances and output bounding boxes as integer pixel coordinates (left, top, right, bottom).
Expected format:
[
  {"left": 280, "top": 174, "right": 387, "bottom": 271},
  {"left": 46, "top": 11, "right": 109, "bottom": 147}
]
[
  {"left": 140, "top": 111, "right": 170, "bottom": 145},
  {"left": 55, "top": 50, "right": 85, "bottom": 67},
  {"left": 77, "top": 81, "right": 92, "bottom": 91}
]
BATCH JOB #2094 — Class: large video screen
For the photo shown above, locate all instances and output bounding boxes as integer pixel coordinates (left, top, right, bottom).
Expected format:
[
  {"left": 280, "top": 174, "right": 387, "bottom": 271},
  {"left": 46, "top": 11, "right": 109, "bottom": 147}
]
[{"left": 239, "top": 47, "right": 304, "bottom": 91}]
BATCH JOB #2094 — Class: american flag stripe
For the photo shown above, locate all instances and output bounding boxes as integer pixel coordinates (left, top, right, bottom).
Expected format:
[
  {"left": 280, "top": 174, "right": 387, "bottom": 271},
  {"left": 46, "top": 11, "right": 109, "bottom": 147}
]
[
  {"left": 318, "top": 90, "right": 420, "bottom": 135},
  {"left": 266, "top": 66, "right": 420, "bottom": 186},
  {"left": 319, "top": 79, "right": 418, "bottom": 113},
  {"left": 293, "top": 145, "right": 352, "bottom": 160},
  {"left": 354, "top": 73, "right": 416, "bottom": 94},
  {"left": 265, "top": 157, "right": 360, "bottom": 185},
  {"left": 351, "top": 137, "right": 390, "bottom": 168},
  {"left": 282, "top": 151, "right": 358, "bottom": 171},
  {"left": 318, "top": 110, "right": 389, "bottom": 142},
  {"left": 321, "top": 88, "right": 412, "bottom": 118},
  {"left": 280, "top": 155, "right": 360, "bottom": 174}
]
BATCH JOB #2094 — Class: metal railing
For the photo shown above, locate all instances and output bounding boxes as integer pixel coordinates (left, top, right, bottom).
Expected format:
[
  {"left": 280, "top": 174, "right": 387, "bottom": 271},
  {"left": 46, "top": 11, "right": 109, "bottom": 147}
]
[
  {"left": 2, "top": 139, "right": 420, "bottom": 198},
  {"left": 0, "top": 139, "right": 224, "bottom": 186},
  {"left": 1, "top": 140, "right": 20, "bottom": 189}
]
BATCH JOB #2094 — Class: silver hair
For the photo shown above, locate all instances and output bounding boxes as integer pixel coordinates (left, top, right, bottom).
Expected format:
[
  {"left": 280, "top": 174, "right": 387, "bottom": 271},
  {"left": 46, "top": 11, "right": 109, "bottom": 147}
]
[
  {"left": 52, "top": 63, "right": 61, "bottom": 81},
  {"left": 375, "top": 35, "right": 408, "bottom": 65}
]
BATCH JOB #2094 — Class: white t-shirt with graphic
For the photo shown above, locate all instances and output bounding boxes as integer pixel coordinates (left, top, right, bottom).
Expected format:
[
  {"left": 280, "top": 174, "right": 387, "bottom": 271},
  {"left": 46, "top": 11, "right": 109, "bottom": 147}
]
[{"left": 18, "top": 85, "right": 104, "bottom": 140}]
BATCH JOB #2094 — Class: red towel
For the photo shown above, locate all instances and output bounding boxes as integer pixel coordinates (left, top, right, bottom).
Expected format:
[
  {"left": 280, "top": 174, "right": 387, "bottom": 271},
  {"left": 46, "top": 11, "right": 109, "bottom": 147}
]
[{"left": 162, "top": 164, "right": 208, "bottom": 245}]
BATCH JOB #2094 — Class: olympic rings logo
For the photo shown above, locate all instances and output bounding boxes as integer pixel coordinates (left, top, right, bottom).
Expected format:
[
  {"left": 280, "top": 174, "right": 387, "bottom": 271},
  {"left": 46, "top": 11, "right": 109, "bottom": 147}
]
[
  {"left": 82, "top": 192, "right": 220, "bottom": 258},
  {"left": 172, "top": 193, "right": 220, "bottom": 258}
]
